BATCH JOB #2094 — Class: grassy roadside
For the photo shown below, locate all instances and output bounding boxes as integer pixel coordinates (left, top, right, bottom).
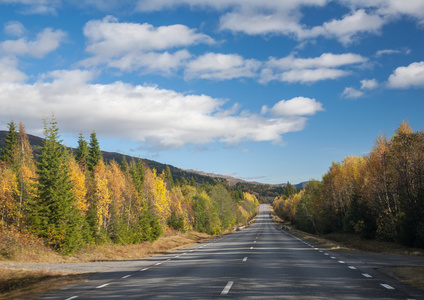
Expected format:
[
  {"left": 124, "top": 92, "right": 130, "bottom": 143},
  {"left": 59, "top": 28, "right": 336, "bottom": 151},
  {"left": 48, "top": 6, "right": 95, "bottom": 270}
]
[
  {"left": 0, "top": 269, "right": 86, "bottom": 300},
  {"left": 270, "top": 212, "right": 424, "bottom": 291},
  {"left": 0, "top": 230, "right": 213, "bottom": 299}
]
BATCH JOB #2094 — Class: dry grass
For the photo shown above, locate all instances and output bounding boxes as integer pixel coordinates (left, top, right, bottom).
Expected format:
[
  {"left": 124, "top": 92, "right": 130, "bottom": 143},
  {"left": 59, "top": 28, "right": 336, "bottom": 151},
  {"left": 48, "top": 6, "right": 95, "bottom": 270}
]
[
  {"left": 389, "top": 267, "right": 424, "bottom": 291},
  {"left": 0, "top": 228, "right": 212, "bottom": 264},
  {"left": 0, "top": 228, "right": 213, "bottom": 298},
  {"left": 68, "top": 230, "right": 212, "bottom": 263},
  {"left": 0, "top": 268, "right": 86, "bottom": 300},
  {"left": 0, "top": 227, "right": 64, "bottom": 263}
]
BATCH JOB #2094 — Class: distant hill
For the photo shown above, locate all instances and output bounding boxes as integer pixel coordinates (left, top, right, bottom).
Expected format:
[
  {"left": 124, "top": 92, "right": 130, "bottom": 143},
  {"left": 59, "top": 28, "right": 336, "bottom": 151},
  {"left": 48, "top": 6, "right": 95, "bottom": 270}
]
[
  {"left": 0, "top": 130, "right": 308, "bottom": 201},
  {"left": 0, "top": 130, "right": 224, "bottom": 185},
  {"left": 187, "top": 169, "right": 309, "bottom": 189}
]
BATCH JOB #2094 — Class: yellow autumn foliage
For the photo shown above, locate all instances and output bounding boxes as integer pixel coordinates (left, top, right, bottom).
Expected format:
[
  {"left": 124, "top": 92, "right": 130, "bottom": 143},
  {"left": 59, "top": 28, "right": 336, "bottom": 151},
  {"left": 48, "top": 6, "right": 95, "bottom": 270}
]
[
  {"left": 68, "top": 156, "right": 88, "bottom": 213},
  {"left": 0, "top": 164, "right": 19, "bottom": 227},
  {"left": 94, "top": 160, "right": 111, "bottom": 229}
]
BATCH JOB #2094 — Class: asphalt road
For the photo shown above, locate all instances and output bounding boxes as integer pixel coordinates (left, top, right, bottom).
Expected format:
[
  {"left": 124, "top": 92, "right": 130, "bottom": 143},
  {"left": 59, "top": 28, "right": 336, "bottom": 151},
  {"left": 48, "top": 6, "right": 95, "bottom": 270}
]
[{"left": 41, "top": 204, "right": 423, "bottom": 299}]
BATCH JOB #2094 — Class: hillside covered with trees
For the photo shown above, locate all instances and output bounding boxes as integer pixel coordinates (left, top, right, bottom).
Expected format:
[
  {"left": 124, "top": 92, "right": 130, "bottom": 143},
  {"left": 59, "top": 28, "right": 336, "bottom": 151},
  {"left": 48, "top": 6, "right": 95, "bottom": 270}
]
[
  {"left": 0, "top": 117, "right": 259, "bottom": 254},
  {"left": 273, "top": 121, "right": 424, "bottom": 248}
]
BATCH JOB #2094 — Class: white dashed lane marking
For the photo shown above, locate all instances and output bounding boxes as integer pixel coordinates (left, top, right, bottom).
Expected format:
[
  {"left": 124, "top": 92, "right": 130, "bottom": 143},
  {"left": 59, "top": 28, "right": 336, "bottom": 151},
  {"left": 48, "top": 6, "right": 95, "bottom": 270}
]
[
  {"left": 96, "top": 283, "right": 109, "bottom": 289},
  {"left": 221, "top": 281, "right": 234, "bottom": 295},
  {"left": 380, "top": 283, "right": 395, "bottom": 290}
]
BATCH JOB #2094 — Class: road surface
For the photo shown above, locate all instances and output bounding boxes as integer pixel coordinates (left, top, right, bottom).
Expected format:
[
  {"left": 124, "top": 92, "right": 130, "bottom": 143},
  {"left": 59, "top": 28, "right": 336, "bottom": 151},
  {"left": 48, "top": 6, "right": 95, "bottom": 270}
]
[{"left": 41, "top": 204, "right": 423, "bottom": 299}]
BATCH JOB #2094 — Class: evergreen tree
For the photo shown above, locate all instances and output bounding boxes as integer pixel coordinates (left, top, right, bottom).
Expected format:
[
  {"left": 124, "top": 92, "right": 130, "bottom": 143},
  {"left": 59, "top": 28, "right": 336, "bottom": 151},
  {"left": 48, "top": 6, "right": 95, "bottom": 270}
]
[
  {"left": 30, "top": 116, "right": 83, "bottom": 254},
  {"left": 121, "top": 155, "right": 128, "bottom": 173},
  {"left": 129, "top": 158, "right": 144, "bottom": 196},
  {"left": 75, "top": 132, "right": 89, "bottom": 168},
  {"left": 88, "top": 130, "right": 102, "bottom": 172},
  {"left": 1, "top": 120, "right": 18, "bottom": 164},
  {"left": 164, "top": 165, "right": 174, "bottom": 188}
]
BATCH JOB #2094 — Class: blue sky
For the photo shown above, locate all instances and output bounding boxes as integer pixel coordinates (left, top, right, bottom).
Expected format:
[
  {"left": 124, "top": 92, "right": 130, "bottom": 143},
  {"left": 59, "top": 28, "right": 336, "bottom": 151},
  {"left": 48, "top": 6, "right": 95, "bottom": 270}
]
[{"left": 1, "top": 0, "right": 424, "bottom": 184}]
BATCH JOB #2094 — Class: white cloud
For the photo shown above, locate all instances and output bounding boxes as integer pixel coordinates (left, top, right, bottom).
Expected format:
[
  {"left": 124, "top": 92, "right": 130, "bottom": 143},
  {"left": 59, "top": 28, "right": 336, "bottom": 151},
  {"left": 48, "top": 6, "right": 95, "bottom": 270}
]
[
  {"left": 262, "top": 97, "right": 324, "bottom": 116},
  {"left": 360, "top": 78, "right": 378, "bottom": 89},
  {"left": 260, "top": 53, "right": 366, "bottom": 84},
  {"left": 387, "top": 61, "right": 424, "bottom": 88},
  {"left": 4, "top": 21, "right": 25, "bottom": 37},
  {"left": 134, "top": 0, "right": 419, "bottom": 45},
  {"left": 279, "top": 68, "right": 349, "bottom": 83},
  {"left": 342, "top": 87, "right": 364, "bottom": 99},
  {"left": 0, "top": 0, "right": 59, "bottom": 14},
  {"left": 80, "top": 16, "right": 214, "bottom": 73},
  {"left": 305, "top": 9, "right": 385, "bottom": 45},
  {"left": 375, "top": 48, "right": 411, "bottom": 57},
  {"left": 0, "top": 56, "right": 27, "bottom": 82},
  {"left": 342, "top": 0, "right": 424, "bottom": 24},
  {"left": 268, "top": 53, "right": 366, "bottom": 70},
  {"left": 185, "top": 53, "right": 261, "bottom": 80},
  {"left": 0, "top": 69, "right": 324, "bottom": 148},
  {"left": 0, "top": 27, "right": 66, "bottom": 58}
]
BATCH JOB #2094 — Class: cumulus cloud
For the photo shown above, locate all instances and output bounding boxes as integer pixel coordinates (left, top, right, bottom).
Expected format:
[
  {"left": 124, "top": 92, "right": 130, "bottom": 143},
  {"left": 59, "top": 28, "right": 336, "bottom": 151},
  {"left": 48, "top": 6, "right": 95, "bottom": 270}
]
[
  {"left": 304, "top": 9, "right": 385, "bottom": 45},
  {"left": 387, "top": 61, "right": 424, "bottom": 88},
  {"left": 135, "top": 0, "right": 423, "bottom": 44},
  {"left": 0, "top": 56, "right": 27, "bottom": 82},
  {"left": 342, "top": 87, "right": 364, "bottom": 99},
  {"left": 360, "top": 78, "right": 378, "bottom": 89},
  {"left": 185, "top": 53, "right": 261, "bottom": 80},
  {"left": 4, "top": 21, "right": 25, "bottom": 37},
  {"left": 342, "top": 0, "right": 424, "bottom": 24},
  {"left": 80, "top": 16, "right": 214, "bottom": 73},
  {"left": 262, "top": 97, "right": 324, "bottom": 116},
  {"left": 260, "top": 53, "right": 366, "bottom": 84},
  {"left": 0, "top": 68, "right": 324, "bottom": 148},
  {"left": 0, "top": 27, "right": 66, "bottom": 58},
  {"left": 0, "top": 0, "right": 59, "bottom": 14}
]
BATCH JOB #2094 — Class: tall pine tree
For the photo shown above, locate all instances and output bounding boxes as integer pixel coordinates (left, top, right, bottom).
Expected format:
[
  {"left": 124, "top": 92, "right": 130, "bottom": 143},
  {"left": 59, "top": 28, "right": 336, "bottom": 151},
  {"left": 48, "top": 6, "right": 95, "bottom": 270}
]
[
  {"left": 30, "top": 116, "right": 83, "bottom": 254},
  {"left": 88, "top": 130, "right": 102, "bottom": 172},
  {"left": 0, "top": 120, "right": 18, "bottom": 164},
  {"left": 75, "top": 132, "right": 89, "bottom": 169}
]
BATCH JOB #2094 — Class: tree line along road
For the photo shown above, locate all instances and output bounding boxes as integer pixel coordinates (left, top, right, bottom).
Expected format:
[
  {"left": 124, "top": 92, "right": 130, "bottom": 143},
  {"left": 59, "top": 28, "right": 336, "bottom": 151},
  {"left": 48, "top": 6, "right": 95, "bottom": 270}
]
[{"left": 41, "top": 204, "right": 424, "bottom": 299}]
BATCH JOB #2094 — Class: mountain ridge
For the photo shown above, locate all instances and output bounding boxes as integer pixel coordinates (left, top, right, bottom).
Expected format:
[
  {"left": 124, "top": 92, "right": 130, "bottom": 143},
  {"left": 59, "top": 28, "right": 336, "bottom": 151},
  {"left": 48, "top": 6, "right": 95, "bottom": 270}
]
[{"left": 0, "top": 130, "right": 308, "bottom": 191}]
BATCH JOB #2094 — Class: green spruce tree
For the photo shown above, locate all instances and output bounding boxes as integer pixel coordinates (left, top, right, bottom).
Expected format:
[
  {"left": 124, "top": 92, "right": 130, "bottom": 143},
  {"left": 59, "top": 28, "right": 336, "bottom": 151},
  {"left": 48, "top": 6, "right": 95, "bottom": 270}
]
[
  {"left": 129, "top": 158, "right": 144, "bottom": 196},
  {"left": 121, "top": 155, "right": 128, "bottom": 174},
  {"left": 165, "top": 165, "right": 174, "bottom": 188},
  {"left": 87, "top": 130, "right": 102, "bottom": 172},
  {"left": 1, "top": 120, "right": 18, "bottom": 164},
  {"left": 75, "top": 132, "right": 89, "bottom": 169},
  {"left": 30, "top": 116, "right": 83, "bottom": 254}
]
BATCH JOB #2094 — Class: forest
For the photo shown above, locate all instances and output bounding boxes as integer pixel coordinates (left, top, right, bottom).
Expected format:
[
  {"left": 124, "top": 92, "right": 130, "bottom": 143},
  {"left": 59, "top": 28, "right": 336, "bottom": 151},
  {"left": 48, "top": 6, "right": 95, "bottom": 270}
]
[
  {"left": 0, "top": 117, "right": 259, "bottom": 254},
  {"left": 273, "top": 121, "right": 424, "bottom": 248}
]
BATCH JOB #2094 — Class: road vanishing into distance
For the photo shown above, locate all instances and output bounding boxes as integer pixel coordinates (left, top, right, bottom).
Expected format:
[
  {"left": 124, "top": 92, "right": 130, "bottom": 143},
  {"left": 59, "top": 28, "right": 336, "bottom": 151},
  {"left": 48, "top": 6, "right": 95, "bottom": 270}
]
[{"left": 42, "top": 204, "right": 423, "bottom": 299}]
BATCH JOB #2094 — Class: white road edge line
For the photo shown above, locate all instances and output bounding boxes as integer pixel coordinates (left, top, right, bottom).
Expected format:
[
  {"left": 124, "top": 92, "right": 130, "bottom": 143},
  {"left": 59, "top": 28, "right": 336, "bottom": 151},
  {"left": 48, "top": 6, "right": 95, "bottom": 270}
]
[
  {"left": 221, "top": 281, "right": 234, "bottom": 295},
  {"left": 96, "top": 283, "right": 109, "bottom": 289},
  {"left": 380, "top": 283, "right": 395, "bottom": 290}
]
